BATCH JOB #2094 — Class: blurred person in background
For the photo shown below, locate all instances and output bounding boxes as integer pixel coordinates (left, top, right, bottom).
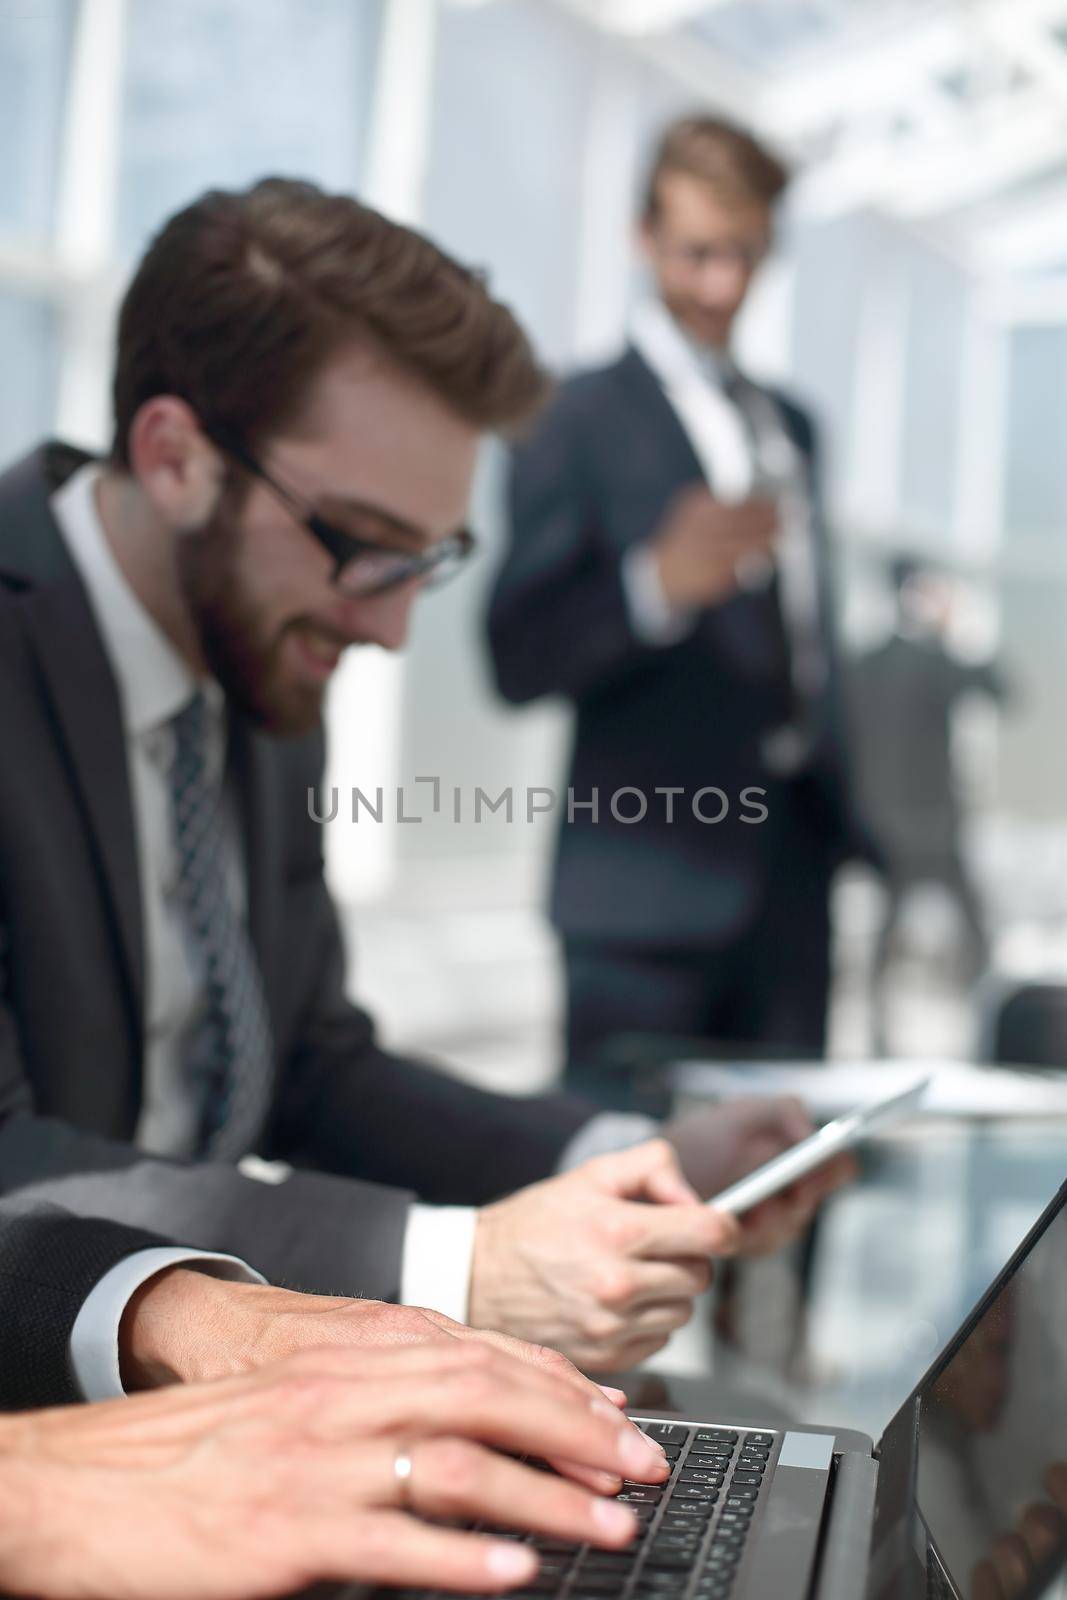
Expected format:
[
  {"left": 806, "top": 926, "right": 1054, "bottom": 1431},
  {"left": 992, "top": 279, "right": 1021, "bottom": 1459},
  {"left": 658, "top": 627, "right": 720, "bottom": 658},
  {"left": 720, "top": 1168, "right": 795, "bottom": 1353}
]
[
  {"left": 849, "top": 555, "right": 1014, "bottom": 1050},
  {"left": 489, "top": 115, "right": 863, "bottom": 1107},
  {"left": 0, "top": 177, "right": 851, "bottom": 1388}
]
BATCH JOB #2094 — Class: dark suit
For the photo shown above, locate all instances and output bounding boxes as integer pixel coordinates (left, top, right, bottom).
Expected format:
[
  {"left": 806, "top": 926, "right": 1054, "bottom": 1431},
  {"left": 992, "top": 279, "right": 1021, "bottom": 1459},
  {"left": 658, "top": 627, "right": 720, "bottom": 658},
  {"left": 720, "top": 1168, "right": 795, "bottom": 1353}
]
[
  {"left": 848, "top": 632, "right": 1009, "bottom": 993},
  {"left": 0, "top": 444, "right": 592, "bottom": 1299},
  {"left": 488, "top": 347, "right": 855, "bottom": 1091},
  {"left": 0, "top": 1201, "right": 168, "bottom": 1410}
]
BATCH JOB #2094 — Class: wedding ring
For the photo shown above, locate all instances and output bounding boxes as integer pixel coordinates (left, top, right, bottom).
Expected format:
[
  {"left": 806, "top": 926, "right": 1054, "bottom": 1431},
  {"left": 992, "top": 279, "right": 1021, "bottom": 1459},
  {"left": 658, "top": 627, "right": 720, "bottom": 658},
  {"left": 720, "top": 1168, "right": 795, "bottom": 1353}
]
[{"left": 393, "top": 1450, "right": 415, "bottom": 1509}]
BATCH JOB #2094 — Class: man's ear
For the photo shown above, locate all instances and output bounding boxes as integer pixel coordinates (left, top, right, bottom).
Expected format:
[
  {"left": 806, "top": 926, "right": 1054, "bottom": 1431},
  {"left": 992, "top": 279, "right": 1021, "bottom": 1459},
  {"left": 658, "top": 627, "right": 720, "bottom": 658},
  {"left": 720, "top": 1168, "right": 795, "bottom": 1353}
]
[
  {"left": 127, "top": 397, "right": 224, "bottom": 529},
  {"left": 635, "top": 216, "right": 656, "bottom": 267}
]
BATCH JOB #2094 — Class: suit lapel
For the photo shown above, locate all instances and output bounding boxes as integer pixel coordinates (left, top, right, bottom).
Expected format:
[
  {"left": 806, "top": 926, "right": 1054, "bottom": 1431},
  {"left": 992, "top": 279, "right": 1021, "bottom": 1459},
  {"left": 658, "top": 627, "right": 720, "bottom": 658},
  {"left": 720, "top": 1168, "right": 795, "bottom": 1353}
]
[
  {"left": 615, "top": 345, "right": 709, "bottom": 487},
  {"left": 227, "top": 716, "right": 282, "bottom": 1011},
  {"left": 19, "top": 566, "right": 146, "bottom": 1036},
  {"left": 0, "top": 447, "right": 145, "bottom": 1042}
]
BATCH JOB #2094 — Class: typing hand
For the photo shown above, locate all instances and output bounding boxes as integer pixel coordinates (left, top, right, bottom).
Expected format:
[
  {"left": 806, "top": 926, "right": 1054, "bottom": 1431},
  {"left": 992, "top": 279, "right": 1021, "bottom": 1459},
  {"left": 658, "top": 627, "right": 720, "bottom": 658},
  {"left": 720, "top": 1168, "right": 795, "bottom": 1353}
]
[
  {"left": 0, "top": 1342, "right": 665, "bottom": 1600},
  {"left": 119, "top": 1269, "right": 659, "bottom": 1495},
  {"left": 663, "top": 1097, "right": 857, "bottom": 1256},
  {"left": 652, "top": 486, "right": 778, "bottom": 611},
  {"left": 468, "top": 1139, "right": 739, "bottom": 1370}
]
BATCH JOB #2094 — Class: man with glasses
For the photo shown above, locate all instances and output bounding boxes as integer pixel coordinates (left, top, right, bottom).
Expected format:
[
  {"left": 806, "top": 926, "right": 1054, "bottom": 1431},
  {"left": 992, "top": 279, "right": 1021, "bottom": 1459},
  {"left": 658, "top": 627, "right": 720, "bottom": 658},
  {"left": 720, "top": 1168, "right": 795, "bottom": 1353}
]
[
  {"left": 0, "top": 178, "right": 846, "bottom": 1398},
  {"left": 490, "top": 116, "right": 862, "bottom": 1103}
]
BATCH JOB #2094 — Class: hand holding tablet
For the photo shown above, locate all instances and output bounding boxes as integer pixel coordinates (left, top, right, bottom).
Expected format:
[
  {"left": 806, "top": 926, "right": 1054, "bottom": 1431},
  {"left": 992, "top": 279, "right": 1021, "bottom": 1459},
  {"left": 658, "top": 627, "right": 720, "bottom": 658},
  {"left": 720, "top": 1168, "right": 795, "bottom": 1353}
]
[{"left": 708, "top": 1075, "right": 931, "bottom": 1217}]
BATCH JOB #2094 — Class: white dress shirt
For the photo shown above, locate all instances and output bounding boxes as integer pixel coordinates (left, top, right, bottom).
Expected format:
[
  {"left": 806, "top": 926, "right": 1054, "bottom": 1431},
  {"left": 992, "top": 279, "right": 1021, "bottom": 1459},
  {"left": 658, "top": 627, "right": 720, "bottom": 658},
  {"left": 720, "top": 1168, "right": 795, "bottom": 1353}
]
[
  {"left": 624, "top": 300, "right": 827, "bottom": 740},
  {"left": 52, "top": 465, "right": 652, "bottom": 1395}
]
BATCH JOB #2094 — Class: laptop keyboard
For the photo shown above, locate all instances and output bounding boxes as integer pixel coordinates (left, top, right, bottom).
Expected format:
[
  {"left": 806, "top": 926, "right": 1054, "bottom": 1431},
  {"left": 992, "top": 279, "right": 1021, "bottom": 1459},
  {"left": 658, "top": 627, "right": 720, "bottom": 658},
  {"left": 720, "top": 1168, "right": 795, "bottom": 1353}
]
[{"left": 404, "top": 1419, "right": 778, "bottom": 1600}]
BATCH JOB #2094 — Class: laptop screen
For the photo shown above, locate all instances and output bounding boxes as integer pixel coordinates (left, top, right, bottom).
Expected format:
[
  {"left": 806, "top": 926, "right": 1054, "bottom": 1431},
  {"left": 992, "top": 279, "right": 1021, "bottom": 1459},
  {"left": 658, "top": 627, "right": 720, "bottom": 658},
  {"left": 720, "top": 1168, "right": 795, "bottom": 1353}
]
[{"left": 912, "top": 1190, "right": 1067, "bottom": 1600}]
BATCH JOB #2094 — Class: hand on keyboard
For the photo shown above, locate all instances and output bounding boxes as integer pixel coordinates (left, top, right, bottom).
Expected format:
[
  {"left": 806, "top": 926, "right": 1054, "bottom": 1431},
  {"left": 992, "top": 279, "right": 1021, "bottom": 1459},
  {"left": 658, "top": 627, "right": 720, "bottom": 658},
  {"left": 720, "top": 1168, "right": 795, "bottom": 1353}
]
[{"left": 0, "top": 1342, "right": 671, "bottom": 1599}]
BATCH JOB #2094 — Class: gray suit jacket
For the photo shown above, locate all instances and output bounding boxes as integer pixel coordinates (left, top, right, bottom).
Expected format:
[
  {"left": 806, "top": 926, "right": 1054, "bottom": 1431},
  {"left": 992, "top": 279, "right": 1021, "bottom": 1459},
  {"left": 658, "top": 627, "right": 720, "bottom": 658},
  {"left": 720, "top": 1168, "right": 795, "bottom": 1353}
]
[{"left": 0, "top": 444, "right": 593, "bottom": 1300}]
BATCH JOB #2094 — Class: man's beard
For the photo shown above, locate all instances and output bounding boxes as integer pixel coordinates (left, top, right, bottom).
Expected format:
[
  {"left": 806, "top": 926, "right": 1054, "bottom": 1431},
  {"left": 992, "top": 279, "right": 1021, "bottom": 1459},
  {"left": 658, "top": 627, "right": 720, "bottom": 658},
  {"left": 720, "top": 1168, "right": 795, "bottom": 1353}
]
[{"left": 175, "top": 499, "right": 327, "bottom": 739}]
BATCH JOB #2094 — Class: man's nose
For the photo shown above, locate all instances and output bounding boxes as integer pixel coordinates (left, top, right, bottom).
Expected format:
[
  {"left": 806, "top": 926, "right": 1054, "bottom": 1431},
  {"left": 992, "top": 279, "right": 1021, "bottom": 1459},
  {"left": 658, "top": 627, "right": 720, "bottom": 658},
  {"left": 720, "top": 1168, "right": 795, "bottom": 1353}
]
[
  {"left": 343, "top": 580, "right": 421, "bottom": 651},
  {"left": 699, "top": 259, "right": 749, "bottom": 306}
]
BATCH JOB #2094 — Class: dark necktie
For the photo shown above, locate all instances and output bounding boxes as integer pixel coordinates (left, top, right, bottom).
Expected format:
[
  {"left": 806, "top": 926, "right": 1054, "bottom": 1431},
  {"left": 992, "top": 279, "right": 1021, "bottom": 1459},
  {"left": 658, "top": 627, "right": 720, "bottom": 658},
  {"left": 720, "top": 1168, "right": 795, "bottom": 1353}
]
[{"left": 168, "top": 693, "right": 274, "bottom": 1159}]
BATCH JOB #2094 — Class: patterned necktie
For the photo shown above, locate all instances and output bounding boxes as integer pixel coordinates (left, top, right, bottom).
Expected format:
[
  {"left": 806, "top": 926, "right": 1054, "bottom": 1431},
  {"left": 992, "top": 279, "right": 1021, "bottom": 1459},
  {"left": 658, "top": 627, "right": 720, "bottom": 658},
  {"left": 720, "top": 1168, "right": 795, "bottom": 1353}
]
[{"left": 168, "top": 693, "right": 274, "bottom": 1160}]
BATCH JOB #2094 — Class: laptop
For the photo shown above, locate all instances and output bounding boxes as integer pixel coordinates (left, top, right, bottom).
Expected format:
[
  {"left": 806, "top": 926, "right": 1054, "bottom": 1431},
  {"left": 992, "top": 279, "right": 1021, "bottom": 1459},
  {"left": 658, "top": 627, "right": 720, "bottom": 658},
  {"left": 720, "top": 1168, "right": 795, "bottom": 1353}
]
[{"left": 378, "top": 1176, "right": 1067, "bottom": 1600}]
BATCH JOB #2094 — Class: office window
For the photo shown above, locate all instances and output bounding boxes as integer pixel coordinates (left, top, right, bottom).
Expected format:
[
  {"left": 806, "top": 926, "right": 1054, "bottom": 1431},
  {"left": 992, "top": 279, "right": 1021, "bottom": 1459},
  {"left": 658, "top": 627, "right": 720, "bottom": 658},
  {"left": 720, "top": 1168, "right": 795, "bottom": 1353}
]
[
  {"left": 423, "top": 0, "right": 593, "bottom": 366},
  {"left": 0, "top": 292, "right": 61, "bottom": 463},
  {"left": 1003, "top": 325, "right": 1067, "bottom": 541},
  {"left": 899, "top": 251, "right": 966, "bottom": 532},
  {"left": 118, "top": 0, "right": 382, "bottom": 258},
  {"left": 0, "top": 1, "right": 76, "bottom": 243},
  {"left": 995, "top": 572, "right": 1067, "bottom": 821}
]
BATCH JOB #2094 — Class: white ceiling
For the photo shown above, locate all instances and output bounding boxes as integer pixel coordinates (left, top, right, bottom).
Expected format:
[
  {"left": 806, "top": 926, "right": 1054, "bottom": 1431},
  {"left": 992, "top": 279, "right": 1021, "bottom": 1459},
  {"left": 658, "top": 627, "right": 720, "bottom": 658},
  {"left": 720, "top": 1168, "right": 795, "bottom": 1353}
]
[{"left": 542, "top": 0, "right": 1067, "bottom": 281}]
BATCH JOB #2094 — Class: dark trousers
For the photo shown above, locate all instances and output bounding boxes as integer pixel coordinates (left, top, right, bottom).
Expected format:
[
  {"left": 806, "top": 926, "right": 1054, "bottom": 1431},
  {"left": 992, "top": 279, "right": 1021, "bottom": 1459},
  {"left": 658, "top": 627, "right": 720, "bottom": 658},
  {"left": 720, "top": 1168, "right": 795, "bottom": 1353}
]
[{"left": 562, "top": 862, "right": 832, "bottom": 1106}]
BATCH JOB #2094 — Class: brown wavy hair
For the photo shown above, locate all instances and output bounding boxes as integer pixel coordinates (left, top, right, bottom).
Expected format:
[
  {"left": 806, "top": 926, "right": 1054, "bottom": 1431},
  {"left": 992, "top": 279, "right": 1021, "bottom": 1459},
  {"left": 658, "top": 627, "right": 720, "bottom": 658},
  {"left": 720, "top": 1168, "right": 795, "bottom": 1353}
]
[
  {"left": 111, "top": 177, "right": 549, "bottom": 465},
  {"left": 643, "top": 115, "right": 790, "bottom": 219}
]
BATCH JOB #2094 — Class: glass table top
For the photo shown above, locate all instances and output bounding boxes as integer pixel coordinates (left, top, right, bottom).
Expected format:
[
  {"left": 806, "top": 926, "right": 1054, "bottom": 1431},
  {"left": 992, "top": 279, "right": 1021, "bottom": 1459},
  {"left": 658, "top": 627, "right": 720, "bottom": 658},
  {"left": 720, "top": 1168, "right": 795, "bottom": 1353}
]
[{"left": 628, "top": 1117, "right": 1067, "bottom": 1447}]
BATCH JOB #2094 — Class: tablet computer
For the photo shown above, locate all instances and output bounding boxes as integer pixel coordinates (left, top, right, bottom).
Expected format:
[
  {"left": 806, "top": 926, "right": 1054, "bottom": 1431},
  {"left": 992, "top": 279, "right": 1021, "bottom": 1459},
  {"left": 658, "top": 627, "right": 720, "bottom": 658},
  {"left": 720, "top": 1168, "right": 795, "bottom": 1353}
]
[{"left": 708, "top": 1074, "right": 931, "bottom": 1216}]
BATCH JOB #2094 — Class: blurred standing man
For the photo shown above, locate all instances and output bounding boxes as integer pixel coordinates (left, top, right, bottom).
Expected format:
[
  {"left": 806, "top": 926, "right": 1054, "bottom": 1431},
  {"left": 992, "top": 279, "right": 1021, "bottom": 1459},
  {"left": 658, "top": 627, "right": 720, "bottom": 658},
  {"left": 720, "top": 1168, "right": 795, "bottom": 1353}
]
[
  {"left": 850, "top": 556, "right": 1013, "bottom": 1047},
  {"left": 489, "top": 116, "right": 859, "bottom": 1104}
]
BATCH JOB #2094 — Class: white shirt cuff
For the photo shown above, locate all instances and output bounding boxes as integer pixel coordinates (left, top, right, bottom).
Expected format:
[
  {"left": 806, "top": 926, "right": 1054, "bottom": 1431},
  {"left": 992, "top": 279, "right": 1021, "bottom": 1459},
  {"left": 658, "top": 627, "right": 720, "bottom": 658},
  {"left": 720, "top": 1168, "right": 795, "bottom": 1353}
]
[
  {"left": 557, "top": 1113, "right": 660, "bottom": 1171},
  {"left": 621, "top": 544, "right": 696, "bottom": 645},
  {"left": 70, "top": 1247, "right": 266, "bottom": 1402},
  {"left": 400, "top": 1204, "right": 478, "bottom": 1324}
]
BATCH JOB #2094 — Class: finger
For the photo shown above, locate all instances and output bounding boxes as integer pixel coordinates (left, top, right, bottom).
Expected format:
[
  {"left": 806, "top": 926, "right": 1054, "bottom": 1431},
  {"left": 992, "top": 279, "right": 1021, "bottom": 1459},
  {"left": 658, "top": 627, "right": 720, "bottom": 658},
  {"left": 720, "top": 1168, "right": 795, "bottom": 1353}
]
[
  {"left": 789, "top": 1151, "right": 857, "bottom": 1205},
  {"left": 737, "top": 1191, "right": 819, "bottom": 1256},
  {"left": 545, "top": 1460, "right": 625, "bottom": 1495},
  {"left": 625, "top": 1199, "right": 740, "bottom": 1261},
  {"left": 268, "top": 1341, "right": 662, "bottom": 1483},
  {"left": 438, "top": 1332, "right": 659, "bottom": 1472},
  {"left": 359, "top": 1364, "right": 668, "bottom": 1485},
  {"left": 724, "top": 517, "right": 779, "bottom": 551},
  {"left": 289, "top": 1336, "right": 607, "bottom": 1431},
  {"left": 571, "top": 1301, "right": 698, "bottom": 1369},
  {"left": 732, "top": 1133, "right": 788, "bottom": 1175},
  {"left": 545, "top": 1391, "right": 635, "bottom": 1484},
  {"left": 712, "top": 500, "right": 780, "bottom": 539},
  {"left": 614, "top": 1259, "right": 714, "bottom": 1308},
  {"left": 597, "top": 1333, "right": 681, "bottom": 1371},
  {"left": 322, "top": 1511, "right": 542, "bottom": 1593},
  {"left": 1018, "top": 1501, "right": 1066, "bottom": 1566},
  {"left": 772, "top": 1095, "right": 817, "bottom": 1144},
  {"left": 457, "top": 1324, "right": 613, "bottom": 1396},
  {"left": 971, "top": 1557, "right": 1008, "bottom": 1600},
  {"left": 624, "top": 1299, "right": 697, "bottom": 1338},
  {"left": 388, "top": 1439, "right": 639, "bottom": 1549},
  {"left": 769, "top": 1152, "right": 857, "bottom": 1219},
  {"left": 593, "top": 1138, "right": 698, "bottom": 1205},
  {"left": 813, "top": 1151, "right": 859, "bottom": 1195},
  {"left": 452, "top": 1325, "right": 641, "bottom": 1434},
  {"left": 988, "top": 1532, "right": 1034, "bottom": 1599}
]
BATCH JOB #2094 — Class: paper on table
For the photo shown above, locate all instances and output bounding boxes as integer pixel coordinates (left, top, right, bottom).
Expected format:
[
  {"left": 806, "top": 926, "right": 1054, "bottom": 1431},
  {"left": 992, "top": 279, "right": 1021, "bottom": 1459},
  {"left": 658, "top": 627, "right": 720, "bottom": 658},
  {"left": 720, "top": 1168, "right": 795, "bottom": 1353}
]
[{"left": 672, "top": 1058, "right": 1067, "bottom": 1121}]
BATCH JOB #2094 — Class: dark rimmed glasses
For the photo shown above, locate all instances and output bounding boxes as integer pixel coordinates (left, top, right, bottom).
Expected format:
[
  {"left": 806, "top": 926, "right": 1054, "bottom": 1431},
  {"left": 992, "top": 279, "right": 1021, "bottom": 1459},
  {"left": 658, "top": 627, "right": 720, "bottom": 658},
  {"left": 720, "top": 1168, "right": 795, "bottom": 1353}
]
[{"left": 204, "top": 424, "right": 477, "bottom": 599}]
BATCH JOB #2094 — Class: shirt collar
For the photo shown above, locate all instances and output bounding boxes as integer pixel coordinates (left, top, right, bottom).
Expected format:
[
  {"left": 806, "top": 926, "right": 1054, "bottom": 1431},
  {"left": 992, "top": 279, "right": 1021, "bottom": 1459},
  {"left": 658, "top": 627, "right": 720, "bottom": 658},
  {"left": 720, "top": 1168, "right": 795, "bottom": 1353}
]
[
  {"left": 50, "top": 462, "right": 210, "bottom": 737},
  {"left": 630, "top": 298, "right": 737, "bottom": 392}
]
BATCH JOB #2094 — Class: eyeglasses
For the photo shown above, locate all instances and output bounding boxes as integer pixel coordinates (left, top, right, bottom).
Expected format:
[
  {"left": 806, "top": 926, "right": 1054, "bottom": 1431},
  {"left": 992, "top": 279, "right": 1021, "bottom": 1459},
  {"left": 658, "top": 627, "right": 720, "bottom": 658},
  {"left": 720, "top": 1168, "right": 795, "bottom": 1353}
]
[
  {"left": 653, "top": 235, "right": 769, "bottom": 274},
  {"left": 203, "top": 424, "right": 477, "bottom": 599}
]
